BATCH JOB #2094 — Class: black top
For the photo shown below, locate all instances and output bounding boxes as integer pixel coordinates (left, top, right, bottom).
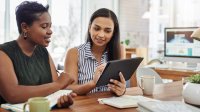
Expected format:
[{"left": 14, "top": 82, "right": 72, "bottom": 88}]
[{"left": 0, "top": 40, "right": 52, "bottom": 104}]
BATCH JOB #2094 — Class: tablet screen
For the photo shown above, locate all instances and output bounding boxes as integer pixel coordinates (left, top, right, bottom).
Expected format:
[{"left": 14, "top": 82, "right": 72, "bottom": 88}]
[{"left": 96, "top": 57, "right": 143, "bottom": 87}]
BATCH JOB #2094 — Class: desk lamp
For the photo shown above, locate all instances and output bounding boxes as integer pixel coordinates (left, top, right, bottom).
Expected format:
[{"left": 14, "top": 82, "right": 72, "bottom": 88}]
[{"left": 191, "top": 28, "right": 200, "bottom": 41}]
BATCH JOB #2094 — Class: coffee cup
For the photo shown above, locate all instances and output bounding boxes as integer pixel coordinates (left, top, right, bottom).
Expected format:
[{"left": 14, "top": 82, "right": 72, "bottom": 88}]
[
  {"left": 140, "top": 75, "right": 155, "bottom": 95},
  {"left": 23, "top": 97, "right": 50, "bottom": 112}
]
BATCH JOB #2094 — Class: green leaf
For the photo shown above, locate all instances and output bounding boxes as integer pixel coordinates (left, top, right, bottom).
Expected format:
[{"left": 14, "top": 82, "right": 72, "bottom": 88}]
[
  {"left": 125, "top": 39, "right": 130, "bottom": 46},
  {"left": 188, "top": 74, "right": 200, "bottom": 84}
]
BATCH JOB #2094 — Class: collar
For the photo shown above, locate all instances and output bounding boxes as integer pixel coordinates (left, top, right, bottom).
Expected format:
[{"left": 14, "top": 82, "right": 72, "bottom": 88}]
[{"left": 84, "top": 42, "right": 108, "bottom": 60}]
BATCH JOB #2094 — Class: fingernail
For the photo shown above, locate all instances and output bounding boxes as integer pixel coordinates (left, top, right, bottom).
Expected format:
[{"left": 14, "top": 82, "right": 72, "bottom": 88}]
[{"left": 110, "top": 79, "right": 113, "bottom": 82}]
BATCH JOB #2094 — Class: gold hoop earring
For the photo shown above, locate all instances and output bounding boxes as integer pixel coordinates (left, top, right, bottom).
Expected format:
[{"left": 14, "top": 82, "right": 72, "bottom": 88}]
[{"left": 23, "top": 32, "right": 27, "bottom": 40}]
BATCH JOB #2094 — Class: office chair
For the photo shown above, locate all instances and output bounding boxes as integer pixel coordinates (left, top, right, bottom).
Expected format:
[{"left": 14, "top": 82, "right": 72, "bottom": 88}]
[{"left": 136, "top": 67, "right": 163, "bottom": 87}]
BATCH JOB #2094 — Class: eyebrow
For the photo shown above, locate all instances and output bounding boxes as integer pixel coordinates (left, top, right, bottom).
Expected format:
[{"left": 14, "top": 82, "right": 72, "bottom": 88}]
[
  {"left": 40, "top": 22, "right": 52, "bottom": 26},
  {"left": 41, "top": 22, "right": 51, "bottom": 24},
  {"left": 94, "top": 24, "right": 112, "bottom": 30}
]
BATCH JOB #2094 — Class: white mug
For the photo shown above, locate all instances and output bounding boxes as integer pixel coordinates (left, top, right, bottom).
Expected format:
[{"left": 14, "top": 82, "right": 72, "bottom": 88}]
[{"left": 140, "top": 75, "right": 155, "bottom": 95}]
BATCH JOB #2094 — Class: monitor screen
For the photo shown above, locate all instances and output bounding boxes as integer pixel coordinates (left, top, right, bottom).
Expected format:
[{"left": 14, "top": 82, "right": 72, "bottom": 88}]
[{"left": 164, "top": 27, "right": 200, "bottom": 64}]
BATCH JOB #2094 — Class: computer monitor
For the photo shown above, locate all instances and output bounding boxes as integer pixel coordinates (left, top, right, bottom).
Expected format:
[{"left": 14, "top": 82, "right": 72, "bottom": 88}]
[{"left": 164, "top": 27, "right": 200, "bottom": 68}]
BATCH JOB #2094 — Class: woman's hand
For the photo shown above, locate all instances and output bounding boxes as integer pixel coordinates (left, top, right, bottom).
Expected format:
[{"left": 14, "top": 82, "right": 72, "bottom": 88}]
[
  {"left": 57, "top": 92, "right": 77, "bottom": 108},
  {"left": 108, "top": 72, "right": 126, "bottom": 96},
  {"left": 91, "top": 64, "right": 106, "bottom": 85}
]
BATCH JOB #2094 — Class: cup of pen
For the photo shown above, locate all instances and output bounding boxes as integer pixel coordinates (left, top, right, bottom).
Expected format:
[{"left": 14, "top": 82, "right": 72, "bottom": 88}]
[{"left": 23, "top": 97, "right": 50, "bottom": 112}]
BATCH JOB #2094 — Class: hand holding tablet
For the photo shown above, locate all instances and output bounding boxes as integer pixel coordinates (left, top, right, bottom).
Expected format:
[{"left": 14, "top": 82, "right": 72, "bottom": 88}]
[{"left": 108, "top": 72, "right": 126, "bottom": 96}]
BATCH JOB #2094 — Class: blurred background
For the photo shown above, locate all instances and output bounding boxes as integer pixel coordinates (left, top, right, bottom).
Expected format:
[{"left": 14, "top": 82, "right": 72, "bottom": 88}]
[{"left": 1, "top": 0, "right": 200, "bottom": 68}]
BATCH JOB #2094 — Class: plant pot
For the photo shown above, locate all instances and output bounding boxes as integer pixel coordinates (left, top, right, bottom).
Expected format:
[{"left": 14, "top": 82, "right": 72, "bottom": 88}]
[{"left": 182, "top": 82, "right": 200, "bottom": 106}]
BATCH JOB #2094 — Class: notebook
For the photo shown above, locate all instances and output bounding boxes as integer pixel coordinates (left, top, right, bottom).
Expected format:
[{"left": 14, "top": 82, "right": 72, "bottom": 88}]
[
  {"left": 1, "top": 90, "right": 72, "bottom": 112},
  {"left": 98, "top": 95, "right": 157, "bottom": 109},
  {"left": 137, "top": 101, "right": 200, "bottom": 112}
]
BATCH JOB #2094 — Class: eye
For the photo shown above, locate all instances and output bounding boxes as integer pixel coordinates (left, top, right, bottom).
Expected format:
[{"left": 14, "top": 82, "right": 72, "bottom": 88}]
[
  {"left": 42, "top": 26, "right": 47, "bottom": 29},
  {"left": 93, "top": 26, "right": 100, "bottom": 31},
  {"left": 41, "top": 26, "right": 47, "bottom": 29},
  {"left": 105, "top": 29, "right": 112, "bottom": 33},
  {"left": 41, "top": 24, "right": 48, "bottom": 29}
]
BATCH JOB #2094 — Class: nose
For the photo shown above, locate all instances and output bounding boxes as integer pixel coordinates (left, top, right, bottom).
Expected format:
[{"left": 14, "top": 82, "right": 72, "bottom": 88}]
[
  {"left": 98, "top": 30, "right": 105, "bottom": 38},
  {"left": 47, "top": 28, "right": 53, "bottom": 35}
]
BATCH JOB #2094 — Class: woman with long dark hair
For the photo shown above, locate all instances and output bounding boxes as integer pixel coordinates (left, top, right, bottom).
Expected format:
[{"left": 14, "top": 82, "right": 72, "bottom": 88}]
[{"left": 64, "top": 8, "right": 126, "bottom": 96}]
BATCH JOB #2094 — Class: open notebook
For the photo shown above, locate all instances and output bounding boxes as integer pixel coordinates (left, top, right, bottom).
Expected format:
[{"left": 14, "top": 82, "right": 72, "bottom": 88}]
[
  {"left": 1, "top": 90, "right": 72, "bottom": 112},
  {"left": 98, "top": 95, "right": 157, "bottom": 109}
]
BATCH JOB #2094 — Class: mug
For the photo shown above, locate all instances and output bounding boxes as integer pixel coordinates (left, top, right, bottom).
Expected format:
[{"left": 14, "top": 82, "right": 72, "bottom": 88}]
[
  {"left": 23, "top": 97, "right": 50, "bottom": 112},
  {"left": 141, "top": 75, "right": 155, "bottom": 95}
]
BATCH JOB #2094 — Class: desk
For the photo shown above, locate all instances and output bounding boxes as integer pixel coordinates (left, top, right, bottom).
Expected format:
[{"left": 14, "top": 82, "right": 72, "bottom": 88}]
[
  {"left": 0, "top": 82, "right": 183, "bottom": 112},
  {"left": 155, "top": 68, "right": 200, "bottom": 81},
  {"left": 130, "top": 68, "right": 200, "bottom": 87}
]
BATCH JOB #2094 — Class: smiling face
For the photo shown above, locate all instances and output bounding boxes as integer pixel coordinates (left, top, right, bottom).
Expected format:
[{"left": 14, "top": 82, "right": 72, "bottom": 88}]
[
  {"left": 89, "top": 17, "right": 114, "bottom": 47},
  {"left": 24, "top": 12, "right": 52, "bottom": 47}
]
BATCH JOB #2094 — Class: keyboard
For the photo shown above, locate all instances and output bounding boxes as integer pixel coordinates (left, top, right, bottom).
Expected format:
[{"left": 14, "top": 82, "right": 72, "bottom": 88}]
[
  {"left": 170, "top": 66, "right": 197, "bottom": 71},
  {"left": 146, "top": 64, "right": 198, "bottom": 71},
  {"left": 145, "top": 64, "right": 169, "bottom": 69},
  {"left": 138, "top": 101, "right": 200, "bottom": 112}
]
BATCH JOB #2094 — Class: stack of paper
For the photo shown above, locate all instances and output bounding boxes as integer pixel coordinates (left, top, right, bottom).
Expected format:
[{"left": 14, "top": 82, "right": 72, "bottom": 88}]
[{"left": 137, "top": 101, "right": 200, "bottom": 112}]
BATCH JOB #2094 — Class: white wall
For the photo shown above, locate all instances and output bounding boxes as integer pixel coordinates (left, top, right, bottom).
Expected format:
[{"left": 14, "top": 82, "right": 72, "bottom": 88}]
[{"left": 119, "top": 0, "right": 149, "bottom": 48}]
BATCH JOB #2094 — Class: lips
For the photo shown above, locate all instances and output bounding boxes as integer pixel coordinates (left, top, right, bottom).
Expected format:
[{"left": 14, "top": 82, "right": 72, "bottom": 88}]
[
  {"left": 96, "top": 39, "right": 104, "bottom": 44},
  {"left": 95, "top": 37, "right": 105, "bottom": 42},
  {"left": 44, "top": 37, "right": 51, "bottom": 43}
]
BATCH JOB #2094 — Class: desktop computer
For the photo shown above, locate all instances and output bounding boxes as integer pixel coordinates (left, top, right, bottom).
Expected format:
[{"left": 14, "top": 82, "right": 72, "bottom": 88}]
[
  {"left": 147, "top": 27, "right": 200, "bottom": 71},
  {"left": 163, "top": 27, "right": 200, "bottom": 71}
]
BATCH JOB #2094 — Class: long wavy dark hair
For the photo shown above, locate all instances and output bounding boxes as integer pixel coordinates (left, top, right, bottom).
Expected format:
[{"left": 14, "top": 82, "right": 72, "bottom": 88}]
[{"left": 86, "top": 8, "right": 121, "bottom": 61}]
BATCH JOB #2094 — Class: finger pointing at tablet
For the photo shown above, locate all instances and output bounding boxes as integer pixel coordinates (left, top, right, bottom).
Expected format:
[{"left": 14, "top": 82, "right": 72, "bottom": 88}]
[{"left": 92, "top": 64, "right": 106, "bottom": 85}]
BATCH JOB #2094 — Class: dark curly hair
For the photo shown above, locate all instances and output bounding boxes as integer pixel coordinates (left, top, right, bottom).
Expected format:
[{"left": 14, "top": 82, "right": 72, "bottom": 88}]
[
  {"left": 86, "top": 8, "right": 121, "bottom": 61},
  {"left": 15, "top": 1, "right": 49, "bottom": 34}
]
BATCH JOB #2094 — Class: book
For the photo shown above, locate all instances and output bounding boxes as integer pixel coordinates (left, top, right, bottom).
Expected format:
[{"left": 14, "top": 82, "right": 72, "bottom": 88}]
[
  {"left": 98, "top": 95, "right": 157, "bottom": 109},
  {"left": 137, "top": 101, "right": 200, "bottom": 112},
  {"left": 1, "top": 90, "right": 72, "bottom": 112}
]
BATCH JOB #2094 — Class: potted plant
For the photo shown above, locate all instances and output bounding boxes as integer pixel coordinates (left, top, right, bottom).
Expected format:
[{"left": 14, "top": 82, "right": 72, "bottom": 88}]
[{"left": 182, "top": 74, "right": 200, "bottom": 106}]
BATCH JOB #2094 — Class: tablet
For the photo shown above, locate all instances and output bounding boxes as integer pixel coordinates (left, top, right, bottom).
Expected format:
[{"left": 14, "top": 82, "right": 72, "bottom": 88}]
[{"left": 96, "top": 57, "right": 143, "bottom": 87}]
